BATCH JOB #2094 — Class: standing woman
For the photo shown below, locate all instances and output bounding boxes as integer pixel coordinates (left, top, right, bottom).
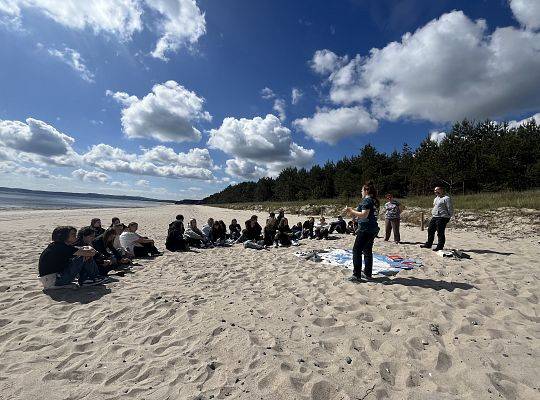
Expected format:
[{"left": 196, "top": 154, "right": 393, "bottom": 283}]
[{"left": 343, "top": 181, "right": 380, "bottom": 282}]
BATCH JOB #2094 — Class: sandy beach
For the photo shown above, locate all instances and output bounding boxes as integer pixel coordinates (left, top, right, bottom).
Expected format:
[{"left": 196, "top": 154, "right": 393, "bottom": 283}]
[{"left": 0, "top": 204, "right": 538, "bottom": 400}]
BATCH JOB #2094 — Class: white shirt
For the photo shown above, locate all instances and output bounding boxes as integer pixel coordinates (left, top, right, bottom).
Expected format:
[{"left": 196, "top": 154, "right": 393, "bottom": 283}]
[
  {"left": 315, "top": 221, "right": 328, "bottom": 229},
  {"left": 119, "top": 231, "right": 142, "bottom": 253},
  {"left": 201, "top": 224, "right": 212, "bottom": 238},
  {"left": 432, "top": 195, "right": 454, "bottom": 218}
]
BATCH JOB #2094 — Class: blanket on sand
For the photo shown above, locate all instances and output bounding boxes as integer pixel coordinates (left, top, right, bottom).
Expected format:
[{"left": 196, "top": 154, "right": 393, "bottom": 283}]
[{"left": 295, "top": 248, "right": 422, "bottom": 276}]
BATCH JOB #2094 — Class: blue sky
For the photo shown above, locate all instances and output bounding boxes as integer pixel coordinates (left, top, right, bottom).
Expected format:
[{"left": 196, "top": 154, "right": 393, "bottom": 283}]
[{"left": 0, "top": 0, "right": 539, "bottom": 200}]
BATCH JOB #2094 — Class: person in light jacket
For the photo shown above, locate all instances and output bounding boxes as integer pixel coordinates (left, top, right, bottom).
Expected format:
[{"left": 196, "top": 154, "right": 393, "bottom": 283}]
[{"left": 421, "top": 186, "right": 454, "bottom": 251}]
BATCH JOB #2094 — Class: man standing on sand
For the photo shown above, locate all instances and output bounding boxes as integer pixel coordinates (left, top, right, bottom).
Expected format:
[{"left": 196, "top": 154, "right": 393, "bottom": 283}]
[{"left": 421, "top": 187, "right": 454, "bottom": 251}]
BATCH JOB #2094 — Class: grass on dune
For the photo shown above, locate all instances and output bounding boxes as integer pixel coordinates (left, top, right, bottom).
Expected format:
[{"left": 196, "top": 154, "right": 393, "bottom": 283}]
[{"left": 209, "top": 190, "right": 540, "bottom": 212}]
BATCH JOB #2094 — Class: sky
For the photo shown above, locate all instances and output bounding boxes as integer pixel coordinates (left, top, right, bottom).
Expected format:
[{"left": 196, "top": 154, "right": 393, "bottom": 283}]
[{"left": 0, "top": 0, "right": 539, "bottom": 200}]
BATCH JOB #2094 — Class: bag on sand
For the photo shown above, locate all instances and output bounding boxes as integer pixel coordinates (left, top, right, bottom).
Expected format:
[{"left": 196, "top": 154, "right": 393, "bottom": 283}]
[{"left": 243, "top": 240, "right": 266, "bottom": 250}]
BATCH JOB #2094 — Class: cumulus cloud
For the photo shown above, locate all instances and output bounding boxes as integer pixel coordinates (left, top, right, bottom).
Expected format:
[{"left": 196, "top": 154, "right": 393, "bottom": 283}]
[
  {"left": 135, "top": 179, "right": 150, "bottom": 187},
  {"left": 72, "top": 168, "right": 110, "bottom": 182},
  {"left": 260, "top": 87, "right": 275, "bottom": 99},
  {"left": 225, "top": 158, "right": 268, "bottom": 180},
  {"left": 510, "top": 0, "right": 540, "bottom": 31},
  {"left": 0, "top": 0, "right": 206, "bottom": 60},
  {"left": 508, "top": 112, "right": 540, "bottom": 128},
  {"left": 273, "top": 98, "right": 286, "bottom": 121},
  {"left": 294, "top": 106, "right": 378, "bottom": 144},
  {"left": 291, "top": 88, "right": 303, "bottom": 105},
  {"left": 107, "top": 80, "right": 212, "bottom": 143},
  {"left": 310, "top": 49, "right": 348, "bottom": 75},
  {"left": 429, "top": 131, "right": 447, "bottom": 144},
  {"left": 0, "top": 118, "right": 79, "bottom": 163},
  {"left": 82, "top": 143, "right": 214, "bottom": 180},
  {"left": 47, "top": 47, "right": 94, "bottom": 82},
  {"left": 0, "top": 160, "right": 63, "bottom": 179},
  {"left": 208, "top": 114, "right": 314, "bottom": 179},
  {"left": 315, "top": 10, "right": 540, "bottom": 123}
]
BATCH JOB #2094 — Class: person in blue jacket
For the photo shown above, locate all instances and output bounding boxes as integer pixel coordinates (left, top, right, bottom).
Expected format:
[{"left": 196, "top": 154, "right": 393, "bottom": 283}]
[{"left": 343, "top": 181, "right": 380, "bottom": 282}]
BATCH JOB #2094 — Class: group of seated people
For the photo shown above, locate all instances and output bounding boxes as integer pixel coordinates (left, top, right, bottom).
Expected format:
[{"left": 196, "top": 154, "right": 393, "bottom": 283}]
[
  {"left": 38, "top": 217, "right": 162, "bottom": 289},
  {"left": 165, "top": 211, "right": 360, "bottom": 251},
  {"left": 39, "top": 211, "right": 359, "bottom": 289}
]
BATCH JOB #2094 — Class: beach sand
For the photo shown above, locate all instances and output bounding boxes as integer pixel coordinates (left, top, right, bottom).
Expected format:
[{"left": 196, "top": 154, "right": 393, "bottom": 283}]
[{"left": 0, "top": 204, "right": 538, "bottom": 400}]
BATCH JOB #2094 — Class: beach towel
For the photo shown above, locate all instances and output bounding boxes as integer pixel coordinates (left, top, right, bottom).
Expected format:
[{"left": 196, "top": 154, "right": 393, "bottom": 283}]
[{"left": 295, "top": 248, "right": 422, "bottom": 276}]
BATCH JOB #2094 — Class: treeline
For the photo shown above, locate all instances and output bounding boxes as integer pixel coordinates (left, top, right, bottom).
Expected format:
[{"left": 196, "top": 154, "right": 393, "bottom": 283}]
[{"left": 203, "top": 119, "right": 540, "bottom": 204}]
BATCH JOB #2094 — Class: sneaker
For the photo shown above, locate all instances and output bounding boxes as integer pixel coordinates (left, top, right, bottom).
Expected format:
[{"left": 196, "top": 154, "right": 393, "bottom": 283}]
[
  {"left": 433, "top": 246, "right": 443, "bottom": 251},
  {"left": 80, "top": 277, "right": 108, "bottom": 286},
  {"left": 420, "top": 243, "right": 432, "bottom": 248},
  {"left": 347, "top": 275, "right": 362, "bottom": 283}
]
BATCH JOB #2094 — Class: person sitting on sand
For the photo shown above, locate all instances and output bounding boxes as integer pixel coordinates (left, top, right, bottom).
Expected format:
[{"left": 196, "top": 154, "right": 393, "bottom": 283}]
[
  {"left": 90, "top": 218, "right": 105, "bottom": 236},
  {"left": 236, "top": 215, "right": 262, "bottom": 243},
  {"left": 202, "top": 218, "right": 214, "bottom": 243},
  {"left": 302, "top": 217, "right": 315, "bottom": 239},
  {"left": 383, "top": 193, "right": 403, "bottom": 243},
  {"left": 291, "top": 222, "right": 303, "bottom": 240},
  {"left": 329, "top": 215, "right": 347, "bottom": 234},
  {"left": 218, "top": 220, "right": 227, "bottom": 240},
  {"left": 166, "top": 218, "right": 188, "bottom": 252},
  {"left": 314, "top": 217, "right": 330, "bottom": 240},
  {"left": 274, "top": 217, "right": 293, "bottom": 247},
  {"left": 264, "top": 212, "right": 278, "bottom": 246},
  {"left": 93, "top": 228, "right": 131, "bottom": 267},
  {"left": 120, "top": 222, "right": 162, "bottom": 258},
  {"left": 39, "top": 226, "right": 106, "bottom": 288},
  {"left": 421, "top": 186, "right": 453, "bottom": 251},
  {"left": 112, "top": 223, "right": 133, "bottom": 258},
  {"left": 110, "top": 217, "right": 120, "bottom": 227},
  {"left": 212, "top": 220, "right": 226, "bottom": 245},
  {"left": 184, "top": 218, "right": 209, "bottom": 248},
  {"left": 346, "top": 218, "right": 358, "bottom": 235},
  {"left": 229, "top": 219, "right": 242, "bottom": 240},
  {"left": 276, "top": 209, "right": 285, "bottom": 226},
  {"left": 75, "top": 227, "right": 113, "bottom": 276}
]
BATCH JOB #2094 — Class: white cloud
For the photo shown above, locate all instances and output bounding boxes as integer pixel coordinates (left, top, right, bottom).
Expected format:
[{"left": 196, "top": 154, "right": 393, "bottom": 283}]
[
  {"left": 208, "top": 114, "right": 314, "bottom": 179},
  {"left": 47, "top": 47, "right": 94, "bottom": 82},
  {"left": 225, "top": 158, "right": 267, "bottom": 180},
  {"left": 260, "top": 87, "right": 275, "bottom": 99},
  {"left": 294, "top": 106, "right": 378, "bottom": 144},
  {"left": 318, "top": 10, "right": 540, "bottom": 123},
  {"left": 0, "top": 0, "right": 205, "bottom": 60},
  {"left": 291, "top": 88, "right": 303, "bottom": 105},
  {"left": 135, "top": 179, "right": 150, "bottom": 187},
  {"left": 146, "top": 0, "right": 206, "bottom": 60},
  {"left": 429, "top": 131, "right": 447, "bottom": 144},
  {"left": 82, "top": 143, "right": 215, "bottom": 180},
  {"left": 310, "top": 49, "right": 348, "bottom": 75},
  {"left": 107, "top": 80, "right": 212, "bottom": 143},
  {"left": 0, "top": 160, "right": 64, "bottom": 179},
  {"left": 273, "top": 98, "right": 286, "bottom": 121},
  {"left": 72, "top": 168, "right": 110, "bottom": 182},
  {"left": 0, "top": 118, "right": 78, "bottom": 160},
  {"left": 508, "top": 112, "right": 540, "bottom": 128},
  {"left": 510, "top": 0, "right": 540, "bottom": 31}
]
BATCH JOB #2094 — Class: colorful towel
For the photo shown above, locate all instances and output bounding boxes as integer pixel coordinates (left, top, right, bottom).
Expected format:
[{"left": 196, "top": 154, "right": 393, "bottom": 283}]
[{"left": 295, "top": 249, "right": 422, "bottom": 276}]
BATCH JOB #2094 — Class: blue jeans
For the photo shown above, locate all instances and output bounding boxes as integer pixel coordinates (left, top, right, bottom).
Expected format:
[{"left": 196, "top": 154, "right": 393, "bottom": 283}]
[
  {"left": 353, "top": 230, "right": 378, "bottom": 278},
  {"left": 55, "top": 256, "right": 100, "bottom": 286}
]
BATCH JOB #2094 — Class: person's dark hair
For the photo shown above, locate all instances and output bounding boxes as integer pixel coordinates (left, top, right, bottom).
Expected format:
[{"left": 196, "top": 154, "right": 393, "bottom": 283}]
[
  {"left": 231, "top": 218, "right": 237, "bottom": 224},
  {"left": 251, "top": 215, "right": 258, "bottom": 220},
  {"left": 363, "top": 181, "right": 380, "bottom": 209},
  {"left": 102, "top": 227, "right": 117, "bottom": 244},
  {"left": 176, "top": 214, "right": 184, "bottom": 221},
  {"left": 91, "top": 218, "right": 101, "bottom": 227},
  {"left": 128, "top": 222, "right": 138, "bottom": 228},
  {"left": 77, "top": 226, "right": 96, "bottom": 242},
  {"left": 111, "top": 217, "right": 120, "bottom": 224},
  {"left": 278, "top": 217, "right": 288, "bottom": 228},
  {"left": 269, "top": 212, "right": 275, "bottom": 217},
  {"left": 52, "top": 226, "right": 77, "bottom": 243}
]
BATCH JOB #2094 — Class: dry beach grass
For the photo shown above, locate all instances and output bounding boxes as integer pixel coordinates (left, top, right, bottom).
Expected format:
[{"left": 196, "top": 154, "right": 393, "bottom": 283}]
[{"left": 0, "top": 204, "right": 538, "bottom": 399}]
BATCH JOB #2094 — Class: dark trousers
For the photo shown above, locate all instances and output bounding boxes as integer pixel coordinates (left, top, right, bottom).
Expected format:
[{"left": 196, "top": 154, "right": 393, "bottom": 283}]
[
  {"left": 329, "top": 221, "right": 346, "bottom": 234},
  {"left": 353, "top": 230, "right": 377, "bottom": 278},
  {"left": 384, "top": 218, "right": 401, "bottom": 242},
  {"left": 134, "top": 242, "right": 160, "bottom": 257},
  {"left": 315, "top": 227, "right": 329, "bottom": 239},
  {"left": 264, "top": 228, "right": 276, "bottom": 245},
  {"left": 426, "top": 217, "right": 450, "bottom": 248}
]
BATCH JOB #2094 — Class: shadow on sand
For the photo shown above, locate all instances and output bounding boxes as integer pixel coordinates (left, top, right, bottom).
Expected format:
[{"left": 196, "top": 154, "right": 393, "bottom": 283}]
[
  {"left": 459, "top": 249, "right": 514, "bottom": 256},
  {"left": 44, "top": 284, "right": 112, "bottom": 304},
  {"left": 375, "top": 276, "right": 476, "bottom": 292}
]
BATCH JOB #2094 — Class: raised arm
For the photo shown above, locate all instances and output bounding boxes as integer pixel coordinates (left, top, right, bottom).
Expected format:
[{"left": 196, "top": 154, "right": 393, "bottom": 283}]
[{"left": 343, "top": 206, "right": 369, "bottom": 219}]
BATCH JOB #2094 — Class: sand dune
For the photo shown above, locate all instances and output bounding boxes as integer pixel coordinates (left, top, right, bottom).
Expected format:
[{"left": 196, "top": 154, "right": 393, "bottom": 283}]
[{"left": 0, "top": 204, "right": 538, "bottom": 400}]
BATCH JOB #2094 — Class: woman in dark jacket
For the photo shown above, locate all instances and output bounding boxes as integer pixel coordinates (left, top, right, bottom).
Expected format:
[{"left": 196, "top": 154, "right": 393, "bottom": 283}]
[
  {"left": 76, "top": 226, "right": 112, "bottom": 276},
  {"left": 92, "top": 228, "right": 130, "bottom": 267},
  {"left": 274, "top": 217, "right": 293, "bottom": 247},
  {"left": 302, "top": 217, "right": 315, "bottom": 239},
  {"left": 166, "top": 220, "right": 188, "bottom": 252}
]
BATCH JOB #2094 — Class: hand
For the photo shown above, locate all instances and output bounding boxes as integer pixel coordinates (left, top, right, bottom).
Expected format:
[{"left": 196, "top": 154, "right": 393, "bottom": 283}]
[
  {"left": 343, "top": 206, "right": 352, "bottom": 215},
  {"left": 120, "top": 258, "right": 130, "bottom": 264},
  {"left": 104, "top": 260, "right": 112, "bottom": 266}
]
